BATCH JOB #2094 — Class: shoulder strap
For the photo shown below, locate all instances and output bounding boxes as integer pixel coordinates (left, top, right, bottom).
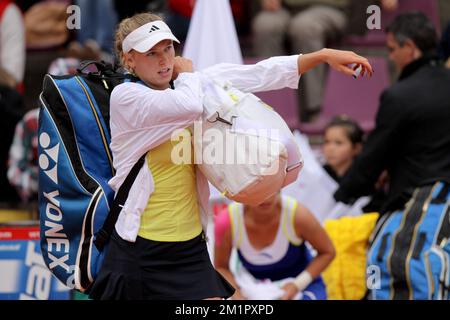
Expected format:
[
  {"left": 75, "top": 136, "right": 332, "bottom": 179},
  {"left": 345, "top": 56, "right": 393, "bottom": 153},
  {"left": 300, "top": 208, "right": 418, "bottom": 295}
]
[
  {"left": 228, "top": 202, "right": 244, "bottom": 249},
  {"left": 94, "top": 153, "right": 147, "bottom": 251},
  {"left": 281, "top": 195, "right": 303, "bottom": 246}
]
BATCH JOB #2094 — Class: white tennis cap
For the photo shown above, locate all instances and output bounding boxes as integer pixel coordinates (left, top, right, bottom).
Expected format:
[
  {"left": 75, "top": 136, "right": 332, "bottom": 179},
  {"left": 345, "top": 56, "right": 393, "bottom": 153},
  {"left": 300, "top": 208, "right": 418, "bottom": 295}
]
[{"left": 122, "top": 20, "right": 180, "bottom": 54}]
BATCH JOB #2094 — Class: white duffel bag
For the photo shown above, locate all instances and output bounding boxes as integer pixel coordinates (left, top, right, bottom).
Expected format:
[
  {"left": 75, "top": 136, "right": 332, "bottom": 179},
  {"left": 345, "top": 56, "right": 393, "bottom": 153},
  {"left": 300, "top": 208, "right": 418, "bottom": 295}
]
[{"left": 194, "top": 80, "right": 303, "bottom": 205}]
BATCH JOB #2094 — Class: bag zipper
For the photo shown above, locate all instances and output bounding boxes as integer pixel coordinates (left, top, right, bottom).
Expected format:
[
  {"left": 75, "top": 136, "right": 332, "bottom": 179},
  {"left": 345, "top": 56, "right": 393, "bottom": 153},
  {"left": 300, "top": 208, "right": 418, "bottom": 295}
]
[{"left": 74, "top": 76, "right": 115, "bottom": 176}]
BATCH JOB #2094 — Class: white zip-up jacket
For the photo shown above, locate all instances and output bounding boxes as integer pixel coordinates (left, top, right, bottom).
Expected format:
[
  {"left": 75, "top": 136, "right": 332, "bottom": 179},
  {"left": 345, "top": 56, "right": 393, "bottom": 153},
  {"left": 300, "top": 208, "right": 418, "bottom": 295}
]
[{"left": 109, "top": 55, "right": 301, "bottom": 242}]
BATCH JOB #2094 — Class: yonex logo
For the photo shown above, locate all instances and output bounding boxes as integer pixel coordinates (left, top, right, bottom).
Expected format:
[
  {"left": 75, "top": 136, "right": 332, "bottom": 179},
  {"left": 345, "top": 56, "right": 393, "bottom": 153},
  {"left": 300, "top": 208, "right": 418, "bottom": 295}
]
[
  {"left": 149, "top": 25, "right": 160, "bottom": 33},
  {"left": 39, "top": 132, "right": 59, "bottom": 184}
]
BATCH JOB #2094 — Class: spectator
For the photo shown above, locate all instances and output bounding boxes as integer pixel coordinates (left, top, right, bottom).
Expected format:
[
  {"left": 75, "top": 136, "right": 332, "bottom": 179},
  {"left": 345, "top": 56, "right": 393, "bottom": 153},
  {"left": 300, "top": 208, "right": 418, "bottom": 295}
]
[
  {"left": 0, "top": 85, "right": 25, "bottom": 205},
  {"left": 215, "top": 193, "right": 335, "bottom": 300},
  {"left": 334, "top": 12, "right": 450, "bottom": 215},
  {"left": 0, "top": 0, "right": 25, "bottom": 91},
  {"left": 0, "top": 0, "right": 26, "bottom": 205},
  {"left": 323, "top": 115, "right": 387, "bottom": 213},
  {"left": 7, "top": 57, "right": 79, "bottom": 204},
  {"left": 322, "top": 115, "right": 363, "bottom": 182},
  {"left": 7, "top": 108, "right": 39, "bottom": 203},
  {"left": 74, "top": 0, "right": 118, "bottom": 55},
  {"left": 251, "top": 0, "right": 397, "bottom": 122}
]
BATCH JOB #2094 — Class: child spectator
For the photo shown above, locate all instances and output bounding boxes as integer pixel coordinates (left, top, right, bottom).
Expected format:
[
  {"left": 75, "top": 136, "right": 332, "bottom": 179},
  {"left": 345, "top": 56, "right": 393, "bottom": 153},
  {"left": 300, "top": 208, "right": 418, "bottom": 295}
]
[
  {"left": 322, "top": 115, "right": 363, "bottom": 182},
  {"left": 323, "top": 115, "right": 387, "bottom": 213}
]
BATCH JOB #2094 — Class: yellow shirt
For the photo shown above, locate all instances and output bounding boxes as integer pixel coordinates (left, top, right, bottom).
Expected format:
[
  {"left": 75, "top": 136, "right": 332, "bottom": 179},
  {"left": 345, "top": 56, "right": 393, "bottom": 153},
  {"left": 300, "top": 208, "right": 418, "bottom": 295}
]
[{"left": 138, "top": 129, "right": 202, "bottom": 241}]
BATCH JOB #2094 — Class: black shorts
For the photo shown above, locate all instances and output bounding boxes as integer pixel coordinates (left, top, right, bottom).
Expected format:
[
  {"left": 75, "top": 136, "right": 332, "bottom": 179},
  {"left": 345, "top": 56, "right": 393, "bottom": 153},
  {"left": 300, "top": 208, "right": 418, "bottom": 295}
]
[{"left": 88, "top": 229, "right": 235, "bottom": 300}]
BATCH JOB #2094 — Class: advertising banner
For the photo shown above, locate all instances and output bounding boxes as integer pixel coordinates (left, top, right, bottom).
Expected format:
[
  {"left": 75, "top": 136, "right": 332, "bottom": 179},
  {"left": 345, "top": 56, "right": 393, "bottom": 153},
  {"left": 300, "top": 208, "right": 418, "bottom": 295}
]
[{"left": 0, "top": 225, "right": 71, "bottom": 300}]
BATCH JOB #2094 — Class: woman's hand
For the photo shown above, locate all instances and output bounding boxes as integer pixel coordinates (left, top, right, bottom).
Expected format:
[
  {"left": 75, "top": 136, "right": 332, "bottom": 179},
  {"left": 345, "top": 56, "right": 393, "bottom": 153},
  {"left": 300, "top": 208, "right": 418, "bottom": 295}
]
[
  {"left": 172, "top": 56, "right": 194, "bottom": 80},
  {"left": 298, "top": 48, "right": 373, "bottom": 78},
  {"left": 322, "top": 48, "right": 373, "bottom": 78},
  {"left": 280, "top": 282, "right": 299, "bottom": 300}
]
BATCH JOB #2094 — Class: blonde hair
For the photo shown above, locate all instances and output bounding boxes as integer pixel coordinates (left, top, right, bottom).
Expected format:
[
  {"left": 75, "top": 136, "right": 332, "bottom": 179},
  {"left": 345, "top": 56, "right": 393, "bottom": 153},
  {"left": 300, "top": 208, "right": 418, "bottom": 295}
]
[{"left": 114, "top": 12, "right": 162, "bottom": 69}]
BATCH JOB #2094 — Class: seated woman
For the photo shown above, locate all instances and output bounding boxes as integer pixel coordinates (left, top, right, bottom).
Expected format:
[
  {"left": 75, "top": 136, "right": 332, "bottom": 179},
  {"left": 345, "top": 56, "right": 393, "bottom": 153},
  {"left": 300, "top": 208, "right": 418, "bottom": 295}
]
[{"left": 214, "top": 192, "right": 335, "bottom": 300}]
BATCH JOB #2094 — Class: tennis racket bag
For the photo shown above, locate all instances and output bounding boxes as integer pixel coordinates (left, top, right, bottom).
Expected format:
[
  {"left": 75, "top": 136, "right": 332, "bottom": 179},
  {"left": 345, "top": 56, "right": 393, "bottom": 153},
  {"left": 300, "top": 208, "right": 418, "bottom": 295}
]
[
  {"left": 367, "top": 181, "right": 450, "bottom": 300},
  {"left": 38, "top": 61, "right": 144, "bottom": 292}
]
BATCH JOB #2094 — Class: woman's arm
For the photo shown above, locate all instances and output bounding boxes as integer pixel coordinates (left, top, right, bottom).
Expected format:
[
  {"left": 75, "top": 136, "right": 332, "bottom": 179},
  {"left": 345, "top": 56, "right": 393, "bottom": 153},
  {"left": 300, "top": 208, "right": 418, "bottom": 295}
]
[
  {"left": 281, "top": 204, "right": 336, "bottom": 300},
  {"left": 299, "top": 48, "right": 373, "bottom": 78},
  {"left": 200, "top": 48, "right": 373, "bottom": 93},
  {"left": 200, "top": 55, "right": 301, "bottom": 93},
  {"left": 214, "top": 210, "right": 244, "bottom": 300}
]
